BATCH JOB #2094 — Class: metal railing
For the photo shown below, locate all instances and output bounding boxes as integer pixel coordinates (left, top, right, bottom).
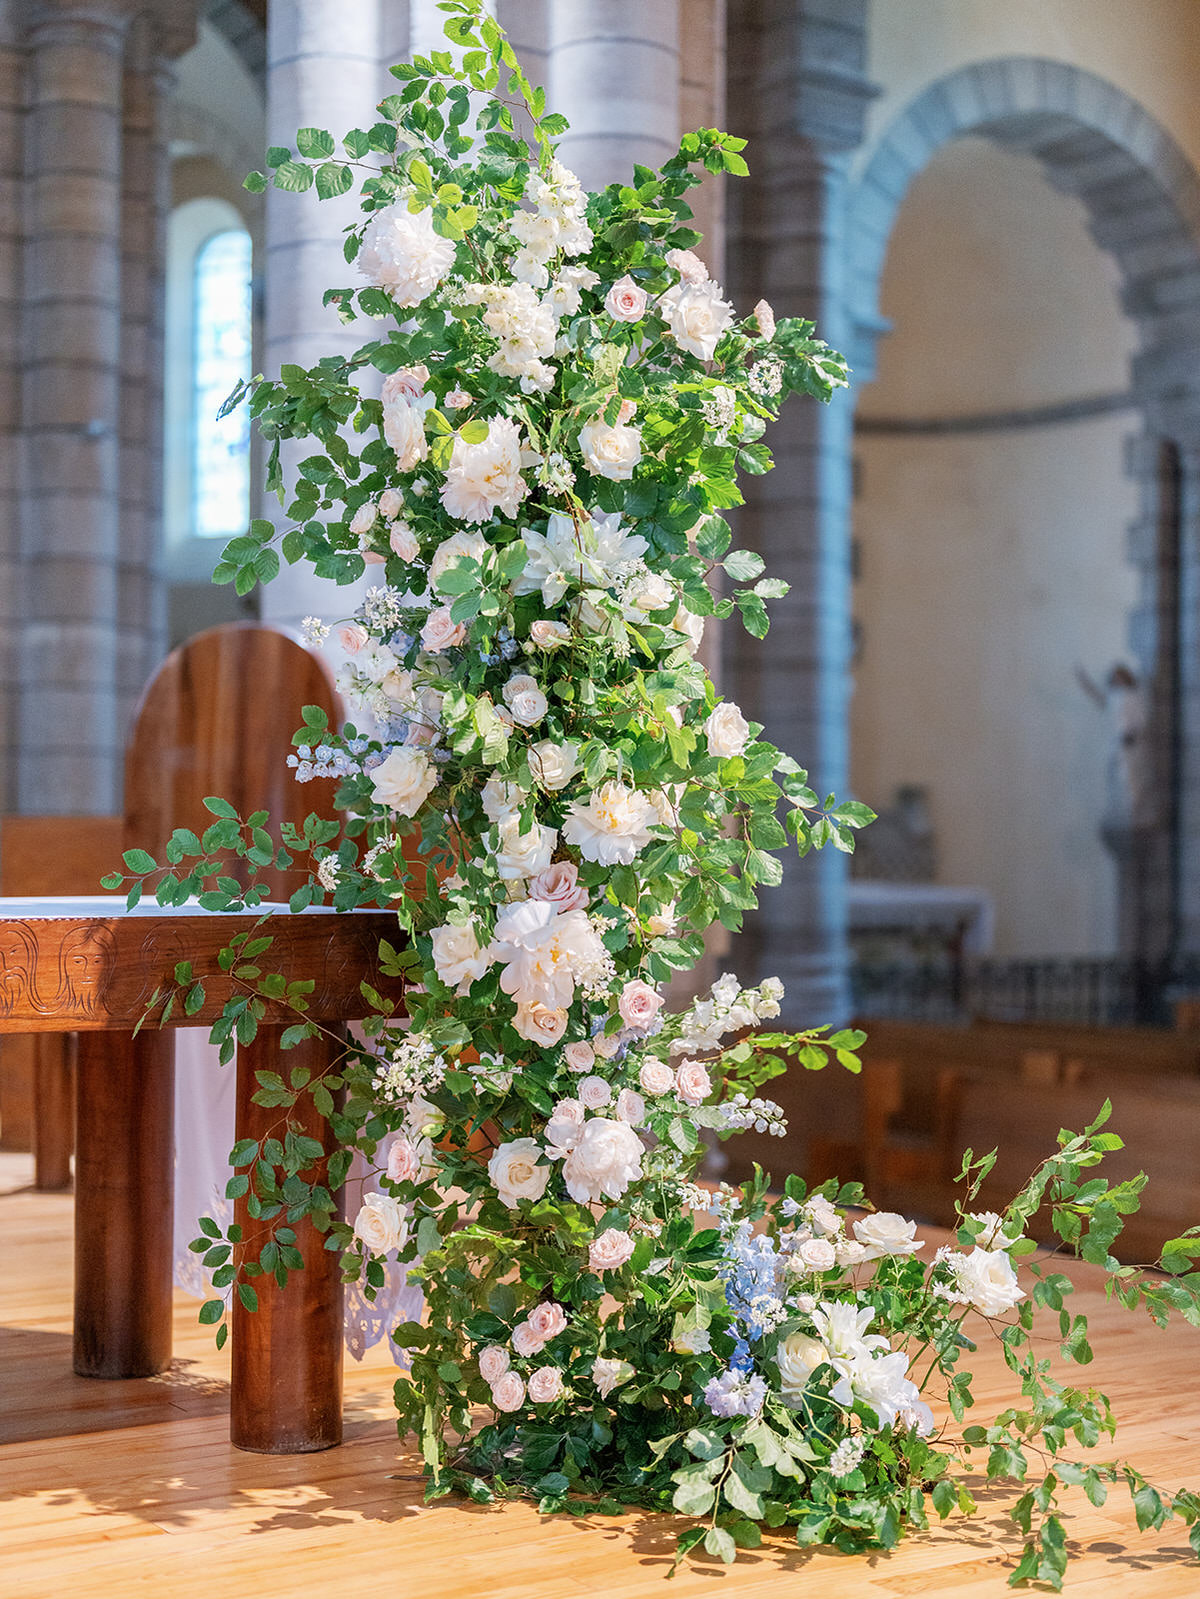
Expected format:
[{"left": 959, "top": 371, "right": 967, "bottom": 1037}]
[{"left": 850, "top": 953, "right": 1200, "bottom": 1027}]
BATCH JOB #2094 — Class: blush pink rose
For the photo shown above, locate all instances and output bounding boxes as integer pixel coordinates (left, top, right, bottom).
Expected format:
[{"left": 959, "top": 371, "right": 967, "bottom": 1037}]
[
  {"left": 338, "top": 622, "right": 367, "bottom": 654},
  {"left": 478, "top": 1345, "right": 510, "bottom": 1383},
  {"left": 511, "top": 1320, "right": 544, "bottom": 1358},
  {"left": 615, "top": 1088, "right": 646, "bottom": 1126},
  {"left": 639, "top": 1060, "right": 674, "bottom": 1097},
  {"left": 421, "top": 606, "right": 466, "bottom": 652},
  {"left": 589, "top": 1227, "right": 635, "bottom": 1273},
  {"left": 526, "top": 1300, "right": 568, "bottom": 1344},
  {"left": 389, "top": 520, "right": 419, "bottom": 561},
  {"left": 577, "top": 1074, "right": 612, "bottom": 1110},
  {"left": 529, "top": 860, "right": 589, "bottom": 913},
  {"left": 618, "top": 979, "right": 663, "bottom": 1032},
  {"left": 382, "top": 364, "right": 430, "bottom": 404},
  {"left": 527, "top": 1366, "right": 564, "bottom": 1404},
  {"left": 563, "top": 1040, "right": 595, "bottom": 1073},
  {"left": 675, "top": 1059, "right": 712, "bottom": 1106},
  {"left": 592, "top": 1030, "right": 622, "bottom": 1060},
  {"left": 490, "top": 1371, "right": 526, "bottom": 1412},
  {"left": 604, "top": 273, "right": 647, "bottom": 322},
  {"left": 387, "top": 1134, "right": 423, "bottom": 1185}
]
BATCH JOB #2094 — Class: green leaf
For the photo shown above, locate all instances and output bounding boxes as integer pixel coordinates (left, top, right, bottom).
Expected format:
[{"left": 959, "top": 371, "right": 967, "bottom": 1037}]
[
  {"left": 243, "top": 171, "right": 267, "bottom": 193},
  {"left": 316, "top": 162, "right": 354, "bottom": 200},
  {"left": 296, "top": 126, "right": 335, "bottom": 159},
  {"left": 122, "top": 848, "right": 156, "bottom": 874},
  {"left": 274, "top": 160, "right": 314, "bottom": 192},
  {"left": 671, "top": 1477, "right": 716, "bottom": 1517},
  {"left": 703, "top": 1526, "right": 736, "bottom": 1564},
  {"left": 198, "top": 1298, "right": 224, "bottom": 1325},
  {"left": 724, "top": 548, "right": 766, "bottom": 581}
]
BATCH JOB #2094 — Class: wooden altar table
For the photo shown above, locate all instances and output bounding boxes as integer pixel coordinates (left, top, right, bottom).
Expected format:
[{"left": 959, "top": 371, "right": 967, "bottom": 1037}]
[{"left": 0, "top": 895, "right": 403, "bottom": 1455}]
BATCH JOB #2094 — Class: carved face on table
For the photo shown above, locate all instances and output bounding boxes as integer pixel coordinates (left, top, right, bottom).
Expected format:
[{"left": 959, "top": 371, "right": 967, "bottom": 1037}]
[
  {"left": 0, "top": 925, "right": 39, "bottom": 1015},
  {"left": 54, "top": 923, "right": 117, "bottom": 1018}
]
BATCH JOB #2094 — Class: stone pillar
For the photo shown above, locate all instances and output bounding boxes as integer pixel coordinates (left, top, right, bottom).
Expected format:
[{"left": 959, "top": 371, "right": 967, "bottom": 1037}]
[
  {"left": 118, "top": 10, "right": 190, "bottom": 737},
  {"left": 678, "top": 0, "right": 726, "bottom": 279},
  {"left": 259, "top": 0, "right": 381, "bottom": 634},
  {"left": 1171, "top": 435, "right": 1200, "bottom": 954},
  {"left": 0, "top": 19, "right": 23, "bottom": 812},
  {"left": 19, "top": 0, "right": 137, "bottom": 813},
  {"left": 547, "top": 0, "right": 680, "bottom": 192},
  {"left": 724, "top": 0, "right": 875, "bottom": 1025}
]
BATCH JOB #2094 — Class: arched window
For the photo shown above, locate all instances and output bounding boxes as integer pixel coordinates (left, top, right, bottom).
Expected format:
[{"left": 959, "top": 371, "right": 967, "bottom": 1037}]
[
  {"left": 164, "top": 197, "right": 254, "bottom": 565},
  {"left": 192, "top": 227, "right": 253, "bottom": 537}
]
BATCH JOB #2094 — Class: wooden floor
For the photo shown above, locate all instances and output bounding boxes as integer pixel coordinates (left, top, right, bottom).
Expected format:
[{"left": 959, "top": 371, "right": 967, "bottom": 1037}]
[{"left": 2, "top": 1154, "right": 1199, "bottom": 1599}]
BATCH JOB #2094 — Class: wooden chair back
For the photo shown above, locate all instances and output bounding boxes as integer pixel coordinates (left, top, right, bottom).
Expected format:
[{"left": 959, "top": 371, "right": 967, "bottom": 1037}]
[{"left": 123, "top": 623, "right": 340, "bottom": 899}]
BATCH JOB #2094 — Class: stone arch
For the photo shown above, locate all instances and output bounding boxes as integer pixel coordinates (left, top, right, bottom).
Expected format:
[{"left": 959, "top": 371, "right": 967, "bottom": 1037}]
[{"left": 846, "top": 58, "right": 1200, "bottom": 962}]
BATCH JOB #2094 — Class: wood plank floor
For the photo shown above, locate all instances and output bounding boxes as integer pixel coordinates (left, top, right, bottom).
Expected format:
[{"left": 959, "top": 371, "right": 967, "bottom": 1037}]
[{"left": 2, "top": 1152, "right": 1199, "bottom": 1598}]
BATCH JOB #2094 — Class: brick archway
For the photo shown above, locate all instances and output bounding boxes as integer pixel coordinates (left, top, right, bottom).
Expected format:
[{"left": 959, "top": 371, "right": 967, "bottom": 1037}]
[{"left": 847, "top": 58, "right": 1200, "bottom": 961}]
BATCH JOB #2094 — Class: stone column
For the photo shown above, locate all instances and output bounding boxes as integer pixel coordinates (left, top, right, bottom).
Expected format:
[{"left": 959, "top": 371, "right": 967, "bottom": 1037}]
[
  {"left": 1170, "top": 435, "right": 1200, "bottom": 954},
  {"left": 0, "top": 17, "right": 23, "bottom": 812},
  {"left": 547, "top": 0, "right": 680, "bottom": 192},
  {"left": 259, "top": 0, "right": 381, "bottom": 634},
  {"left": 724, "top": 0, "right": 875, "bottom": 1025},
  {"left": 19, "top": 0, "right": 137, "bottom": 813},
  {"left": 678, "top": 0, "right": 726, "bottom": 279},
  {"left": 118, "top": 10, "right": 192, "bottom": 737}
]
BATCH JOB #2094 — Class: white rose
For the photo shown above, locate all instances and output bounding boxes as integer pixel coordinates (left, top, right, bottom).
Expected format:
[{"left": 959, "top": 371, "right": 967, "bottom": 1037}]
[
  {"left": 350, "top": 502, "right": 376, "bottom": 536},
  {"left": 754, "top": 298, "right": 776, "bottom": 339},
  {"left": 953, "top": 1247, "right": 1025, "bottom": 1318},
  {"left": 430, "top": 530, "right": 488, "bottom": 590},
  {"left": 604, "top": 273, "right": 647, "bottom": 322},
  {"left": 562, "top": 1117, "right": 644, "bottom": 1204},
  {"left": 481, "top": 777, "right": 524, "bottom": 823},
  {"left": 507, "top": 686, "right": 547, "bottom": 727},
  {"left": 370, "top": 747, "right": 436, "bottom": 817},
  {"left": 530, "top": 619, "right": 571, "bottom": 650},
  {"left": 666, "top": 247, "right": 709, "bottom": 284},
  {"left": 378, "top": 488, "right": 404, "bottom": 518},
  {"left": 660, "top": 280, "right": 735, "bottom": 361},
  {"left": 353, "top": 1191, "right": 408, "bottom": 1256},
  {"left": 852, "top": 1212, "right": 924, "bottom": 1261},
  {"left": 776, "top": 1332, "right": 825, "bottom": 1402},
  {"left": 589, "top": 1228, "right": 635, "bottom": 1273},
  {"left": 675, "top": 1059, "right": 712, "bottom": 1106},
  {"left": 490, "top": 1370, "right": 526, "bottom": 1412},
  {"left": 488, "top": 1136, "right": 550, "bottom": 1208},
  {"left": 793, "top": 1236, "right": 838, "bottom": 1272},
  {"left": 492, "top": 815, "right": 557, "bottom": 880},
  {"left": 704, "top": 701, "right": 751, "bottom": 760},
  {"left": 578, "top": 416, "right": 642, "bottom": 482},
  {"left": 545, "top": 1097, "right": 585, "bottom": 1157},
  {"left": 383, "top": 397, "right": 429, "bottom": 471},
  {"left": 429, "top": 919, "right": 491, "bottom": 995},
  {"left": 529, "top": 740, "right": 580, "bottom": 792},
  {"left": 386, "top": 1132, "right": 433, "bottom": 1187},
  {"left": 563, "top": 1040, "right": 595, "bottom": 1072},
  {"left": 591, "top": 1355, "right": 634, "bottom": 1398}
]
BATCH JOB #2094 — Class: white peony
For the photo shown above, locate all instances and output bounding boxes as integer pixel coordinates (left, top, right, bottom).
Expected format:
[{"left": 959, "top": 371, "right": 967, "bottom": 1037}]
[
  {"left": 660, "top": 279, "right": 735, "bottom": 361},
  {"left": 704, "top": 701, "right": 751, "bottom": 760},
  {"left": 429, "top": 919, "right": 491, "bottom": 995},
  {"left": 562, "top": 780, "right": 656, "bottom": 866},
  {"left": 528, "top": 739, "right": 580, "bottom": 792},
  {"left": 353, "top": 1191, "right": 408, "bottom": 1256},
  {"left": 488, "top": 1137, "right": 550, "bottom": 1208},
  {"left": 491, "top": 815, "right": 557, "bottom": 881},
  {"left": 852, "top": 1212, "right": 924, "bottom": 1261},
  {"left": 383, "top": 396, "right": 430, "bottom": 472},
  {"left": 492, "top": 899, "right": 604, "bottom": 1011},
  {"left": 370, "top": 746, "right": 437, "bottom": 817},
  {"left": 578, "top": 415, "right": 642, "bottom": 481},
  {"left": 562, "top": 1117, "right": 644, "bottom": 1204},
  {"left": 359, "top": 203, "right": 457, "bottom": 306},
  {"left": 440, "top": 416, "right": 528, "bottom": 524}
]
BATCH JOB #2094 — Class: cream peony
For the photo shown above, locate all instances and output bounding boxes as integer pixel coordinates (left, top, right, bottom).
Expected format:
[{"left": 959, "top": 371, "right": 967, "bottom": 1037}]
[
  {"left": 429, "top": 919, "right": 491, "bottom": 995},
  {"left": 527, "top": 1366, "right": 564, "bottom": 1404},
  {"left": 440, "top": 415, "right": 528, "bottom": 524},
  {"left": 359, "top": 203, "right": 457, "bottom": 305},
  {"left": 512, "top": 1001, "right": 569, "bottom": 1046},
  {"left": 490, "top": 1370, "right": 526, "bottom": 1412},
  {"left": 605, "top": 273, "right": 648, "bottom": 322},
  {"left": 492, "top": 898, "right": 603, "bottom": 1010},
  {"left": 487, "top": 1137, "right": 550, "bottom": 1208},
  {"left": 578, "top": 415, "right": 642, "bottom": 481},
  {"left": 562, "top": 1117, "right": 644, "bottom": 1204},
  {"left": 852, "top": 1212, "right": 924, "bottom": 1261},
  {"left": 525, "top": 741, "right": 577, "bottom": 794},
  {"left": 353, "top": 1191, "right": 408, "bottom": 1256},
  {"left": 478, "top": 1345, "right": 510, "bottom": 1384},
  {"left": 660, "top": 279, "right": 735, "bottom": 361},
  {"left": 704, "top": 701, "right": 751, "bottom": 760},
  {"left": 589, "top": 1228, "right": 635, "bottom": 1273},
  {"left": 370, "top": 747, "right": 436, "bottom": 817},
  {"left": 382, "top": 396, "right": 430, "bottom": 471},
  {"left": 562, "top": 780, "right": 656, "bottom": 866}
]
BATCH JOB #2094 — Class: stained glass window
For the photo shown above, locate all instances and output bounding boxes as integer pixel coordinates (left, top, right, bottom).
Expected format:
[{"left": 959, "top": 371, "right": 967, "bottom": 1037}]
[{"left": 192, "top": 227, "right": 252, "bottom": 538}]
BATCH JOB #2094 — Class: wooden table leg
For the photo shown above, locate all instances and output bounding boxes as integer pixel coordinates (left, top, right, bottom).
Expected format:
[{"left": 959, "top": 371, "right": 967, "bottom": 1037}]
[
  {"left": 230, "top": 1025, "right": 344, "bottom": 1454},
  {"left": 34, "top": 1031, "right": 75, "bottom": 1190},
  {"left": 73, "top": 1029, "right": 174, "bottom": 1377}
]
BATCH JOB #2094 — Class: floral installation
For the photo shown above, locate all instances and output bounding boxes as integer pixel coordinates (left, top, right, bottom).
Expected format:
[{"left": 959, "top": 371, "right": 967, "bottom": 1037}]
[{"left": 104, "top": 2, "right": 1200, "bottom": 1586}]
